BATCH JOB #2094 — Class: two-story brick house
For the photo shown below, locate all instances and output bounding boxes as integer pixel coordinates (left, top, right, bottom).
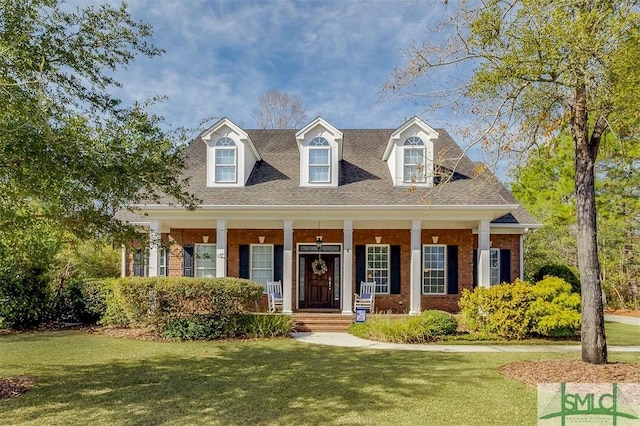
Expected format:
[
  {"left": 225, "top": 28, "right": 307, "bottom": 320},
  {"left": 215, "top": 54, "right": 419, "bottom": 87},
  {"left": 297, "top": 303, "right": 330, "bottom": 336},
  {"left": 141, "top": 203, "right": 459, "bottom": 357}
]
[{"left": 122, "top": 116, "right": 538, "bottom": 314}]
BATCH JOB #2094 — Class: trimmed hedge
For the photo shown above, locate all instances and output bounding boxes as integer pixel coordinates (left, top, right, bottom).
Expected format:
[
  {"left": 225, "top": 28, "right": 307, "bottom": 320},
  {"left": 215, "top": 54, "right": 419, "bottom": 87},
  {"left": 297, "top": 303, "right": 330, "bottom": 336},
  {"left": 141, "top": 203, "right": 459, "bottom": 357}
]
[
  {"left": 98, "top": 277, "right": 264, "bottom": 337},
  {"left": 459, "top": 277, "right": 581, "bottom": 339}
]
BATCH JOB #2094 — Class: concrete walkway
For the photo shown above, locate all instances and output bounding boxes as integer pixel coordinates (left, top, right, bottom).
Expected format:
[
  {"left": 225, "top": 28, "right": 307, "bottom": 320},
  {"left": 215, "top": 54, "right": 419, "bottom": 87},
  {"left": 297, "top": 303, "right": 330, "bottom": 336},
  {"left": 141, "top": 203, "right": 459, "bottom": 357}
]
[
  {"left": 291, "top": 313, "right": 639, "bottom": 352},
  {"left": 605, "top": 313, "right": 640, "bottom": 326}
]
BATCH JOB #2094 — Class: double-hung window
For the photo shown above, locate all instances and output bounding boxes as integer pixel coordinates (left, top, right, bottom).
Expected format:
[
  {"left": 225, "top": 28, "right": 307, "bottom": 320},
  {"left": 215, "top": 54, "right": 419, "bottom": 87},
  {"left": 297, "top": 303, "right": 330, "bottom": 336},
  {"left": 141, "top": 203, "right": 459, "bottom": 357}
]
[
  {"left": 251, "top": 245, "right": 273, "bottom": 290},
  {"left": 215, "top": 137, "right": 237, "bottom": 183},
  {"left": 366, "top": 245, "right": 389, "bottom": 294},
  {"left": 422, "top": 244, "right": 446, "bottom": 294},
  {"left": 403, "top": 136, "right": 426, "bottom": 183},
  {"left": 490, "top": 248, "right": 500, "bottom": 286},
  {"left": 158, "top": 247, "right": 168, "bottom": 277},
  {"left": 309, "top": 137, "right": 330, "bottom": 183},
  {"left": 195, "top": 243, "right": 216, "bottom": 277}
]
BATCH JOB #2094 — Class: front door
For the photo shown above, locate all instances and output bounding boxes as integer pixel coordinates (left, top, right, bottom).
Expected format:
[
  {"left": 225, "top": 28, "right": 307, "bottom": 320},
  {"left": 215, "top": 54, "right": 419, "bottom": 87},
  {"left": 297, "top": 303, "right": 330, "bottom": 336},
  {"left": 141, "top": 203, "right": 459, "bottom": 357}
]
[{"left": 304, "top": 254, "right": 339, "bottom": 309}]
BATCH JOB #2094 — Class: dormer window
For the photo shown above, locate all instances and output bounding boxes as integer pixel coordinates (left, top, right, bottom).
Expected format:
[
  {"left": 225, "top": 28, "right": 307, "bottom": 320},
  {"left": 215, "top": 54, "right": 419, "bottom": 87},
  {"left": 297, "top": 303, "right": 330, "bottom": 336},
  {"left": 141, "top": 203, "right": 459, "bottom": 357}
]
[
  {"left": 383, "top": 117, "right": 438, "bottom": 187},
  {"left": 202, "top": 117, "right": 261, "bottom": 187},
  {"left": 309, "top": 137, "right": 330, "bottom": 183},
  {"left": 214, "top": 137, "right": 237, "bottom": 183},
  {"left": 295, "top": 117, "right": 343, "bottom": 187},
  {"left": 403, "top": 136, "right": 426, "bottom": 183}
]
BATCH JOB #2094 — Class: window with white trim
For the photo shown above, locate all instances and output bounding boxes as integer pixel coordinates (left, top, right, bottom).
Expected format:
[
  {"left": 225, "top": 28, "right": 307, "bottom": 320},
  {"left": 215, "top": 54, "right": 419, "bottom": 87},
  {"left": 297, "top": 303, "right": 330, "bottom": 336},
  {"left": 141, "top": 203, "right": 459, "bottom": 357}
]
[
  {"left": 195, "top": 243, "right": 216, "bottom": 277},
  {"left": 251, "top": 245, "right": 273, "bottom": 289},
  {"left": 490, "top": 248, "right": 500, "bottom": 286},
  {"left": 366, "top": 245, "right": 389, "bottom": 294},
  {"left": 422, "top": 244, "right": 446, "bottom": 294},
  {"left": 214, "top": 137, "right": 237, "bottom": 183},
  {"left": 403, "top": 136, "right": 426, "bottom": 183},
  {"left": 158, "top": 247, "right": 168, "bottom": 277},
  {"left": 309, "top": 136, "right": 330, "bottom": 183}
]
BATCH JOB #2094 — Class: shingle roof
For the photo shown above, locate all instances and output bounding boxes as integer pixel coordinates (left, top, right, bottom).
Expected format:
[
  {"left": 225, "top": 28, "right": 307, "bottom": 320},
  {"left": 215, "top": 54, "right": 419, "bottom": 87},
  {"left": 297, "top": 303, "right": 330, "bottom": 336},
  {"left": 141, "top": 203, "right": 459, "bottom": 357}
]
[{"left": 151, "top": 128, "right": 537, "bottom": 226}]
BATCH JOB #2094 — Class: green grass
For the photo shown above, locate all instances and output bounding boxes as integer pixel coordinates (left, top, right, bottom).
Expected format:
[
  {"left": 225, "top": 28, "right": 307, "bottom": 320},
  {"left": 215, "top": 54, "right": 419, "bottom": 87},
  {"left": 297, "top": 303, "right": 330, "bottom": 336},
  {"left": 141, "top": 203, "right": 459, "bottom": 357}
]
[
  {"left": 352, "top": 317, "right": 639, "bottom": 346},
  {"left": 604, "top": 321, "right": 640, "bottom": 346},
  {"left": 0, "top": 331, "right": 637, "bottom": 425}
]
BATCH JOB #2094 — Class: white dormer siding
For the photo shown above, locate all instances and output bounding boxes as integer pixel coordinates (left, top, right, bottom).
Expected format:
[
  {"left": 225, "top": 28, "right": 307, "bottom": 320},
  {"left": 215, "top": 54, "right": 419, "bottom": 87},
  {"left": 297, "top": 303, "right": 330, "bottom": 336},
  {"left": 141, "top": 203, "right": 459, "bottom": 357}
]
[
  {"left": 202, "top": 118, "right": 261, "bottom": 187},
  {"left": 295, "top": 117, "right": 343, "bottom": 187},
  {"left": 383, "top": 116, "right": 438, "bottom": 187}
]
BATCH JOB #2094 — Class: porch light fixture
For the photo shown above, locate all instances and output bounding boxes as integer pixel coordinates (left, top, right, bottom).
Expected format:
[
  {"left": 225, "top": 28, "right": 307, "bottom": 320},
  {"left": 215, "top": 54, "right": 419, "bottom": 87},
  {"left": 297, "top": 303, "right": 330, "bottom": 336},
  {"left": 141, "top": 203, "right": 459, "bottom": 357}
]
[
  {"left": 375, "top": 236, "right": 382, "bottom": 244},
  {"left": 431, "top": 235, "right": 439, "bottom": 244},
  {"left": 258, "top": 236, "right": 266, "bottom": 244},
  {"left": 202, "top": 235, "right": 209, "bottom": 243},
  {"left": 316, "top": 235, "right": 323, "bottom": 250}
]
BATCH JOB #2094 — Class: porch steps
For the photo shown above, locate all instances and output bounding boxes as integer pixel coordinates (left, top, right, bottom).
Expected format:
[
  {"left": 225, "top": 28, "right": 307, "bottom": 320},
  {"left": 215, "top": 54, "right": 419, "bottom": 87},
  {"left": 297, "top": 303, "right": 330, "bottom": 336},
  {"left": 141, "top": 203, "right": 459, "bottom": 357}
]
[{"left": 293, "top": 312, "right": 355, "bottom": 332}]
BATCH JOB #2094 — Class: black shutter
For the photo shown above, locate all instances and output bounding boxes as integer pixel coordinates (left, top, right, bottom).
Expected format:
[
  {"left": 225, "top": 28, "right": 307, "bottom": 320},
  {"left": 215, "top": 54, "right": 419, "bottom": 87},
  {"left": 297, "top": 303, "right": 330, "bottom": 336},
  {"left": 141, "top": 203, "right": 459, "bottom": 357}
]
[
  {"left": 472, "top": 249, "right": 478, "bottom": 288},
  {"left": 355, "top": 245, "right": 365, "bottom": 294},
  {"left": 133, "top": 249, "right": 144, "bottom": 277},
  {"left": 500, "top": 249, "right": 511, "bottom": 284},
  {"left": 183, "top": 245, "right": 194, "bottom": 277},
  {"left": 274, "top": 245, "right": 283, "bottom": 282},
  {"left": 447, "top": 245, "right": 459, "bottom": 294},
  {"left": 239, "top": 245, "right": 250, "bottom": 279},
  {"left": 390, "top": 245, "right": 401, "bottom": 294}
]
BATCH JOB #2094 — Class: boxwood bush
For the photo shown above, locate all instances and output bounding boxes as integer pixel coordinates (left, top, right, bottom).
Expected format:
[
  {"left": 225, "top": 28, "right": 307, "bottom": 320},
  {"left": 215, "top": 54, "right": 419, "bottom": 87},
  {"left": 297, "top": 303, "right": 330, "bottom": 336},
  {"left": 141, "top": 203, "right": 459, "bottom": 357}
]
[{"left": 459, "top": 277, "right": 581, "bottom": 339}]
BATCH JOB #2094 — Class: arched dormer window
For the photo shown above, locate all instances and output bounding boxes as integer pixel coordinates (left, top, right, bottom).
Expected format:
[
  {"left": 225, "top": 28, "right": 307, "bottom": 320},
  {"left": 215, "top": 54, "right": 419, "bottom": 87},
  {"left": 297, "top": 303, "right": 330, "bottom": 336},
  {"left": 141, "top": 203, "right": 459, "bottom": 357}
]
[
  {"left": 308, "top": 136, "right": 330, "bottom": 183},
  {"left": 214, "top": 137, "right": 237, "bottom": 183},
  {"left": 403, "top": 136, "right": 426, "bottom": 183}
]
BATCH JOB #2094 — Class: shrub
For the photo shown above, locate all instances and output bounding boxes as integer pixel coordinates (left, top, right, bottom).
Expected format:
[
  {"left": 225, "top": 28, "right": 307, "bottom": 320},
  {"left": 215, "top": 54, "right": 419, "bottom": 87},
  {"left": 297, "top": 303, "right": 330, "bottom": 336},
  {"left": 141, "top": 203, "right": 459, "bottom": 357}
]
[
  {"left": 50, "top": 279, "right": 107, "bottom": 324},
  {"left": 98, "top": 277, "right": 264, "bottom": 339},
  {"left": 347, "top": 310, "right": 458, "bottom": 344},
  {"left": 534, "top": 264, "right": 580, "bottom": 294},
  {"left": 459, "top": 280, "right": 534, "bottom": 339},
  {"left": 528, "top": 276, "right": 581, "bottom": 337},
  {"left": 459, "top": 277, "right": 581, "bottom": 339},
  {"left": 417, "top": 310, "right": 458, "bottom": 336},
  {"left": 0, "top": 267, "right": 51, "bottom": 329}
]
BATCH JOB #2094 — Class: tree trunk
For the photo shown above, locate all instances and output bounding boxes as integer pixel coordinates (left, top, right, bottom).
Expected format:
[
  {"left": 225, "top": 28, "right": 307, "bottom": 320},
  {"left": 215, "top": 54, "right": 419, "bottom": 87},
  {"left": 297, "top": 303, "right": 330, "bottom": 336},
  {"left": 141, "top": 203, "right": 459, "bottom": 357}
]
[{"left": 572, "top": 88, "right": 608, "bottom": 364}]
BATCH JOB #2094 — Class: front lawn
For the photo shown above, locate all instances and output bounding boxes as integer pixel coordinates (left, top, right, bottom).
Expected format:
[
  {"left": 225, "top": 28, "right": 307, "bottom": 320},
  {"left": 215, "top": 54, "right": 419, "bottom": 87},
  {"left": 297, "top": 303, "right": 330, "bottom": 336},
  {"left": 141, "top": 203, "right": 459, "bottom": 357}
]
[{"left": 0, "top": 331, "right": 637, "bottom": 425}]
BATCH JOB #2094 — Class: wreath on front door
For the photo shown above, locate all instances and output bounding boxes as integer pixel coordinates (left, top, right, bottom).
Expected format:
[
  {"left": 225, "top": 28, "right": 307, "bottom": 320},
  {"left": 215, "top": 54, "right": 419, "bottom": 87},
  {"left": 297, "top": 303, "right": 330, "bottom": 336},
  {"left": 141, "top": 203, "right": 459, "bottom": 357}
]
[{"left": 311, "top": 258, "right": 328, "bottom": 276}]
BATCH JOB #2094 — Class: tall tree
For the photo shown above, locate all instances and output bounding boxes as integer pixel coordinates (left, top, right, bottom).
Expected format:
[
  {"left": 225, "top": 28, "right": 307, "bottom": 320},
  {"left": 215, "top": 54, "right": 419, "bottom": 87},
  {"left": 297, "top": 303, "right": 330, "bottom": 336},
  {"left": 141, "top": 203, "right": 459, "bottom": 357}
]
[
  {"left": 0, "top": 0, "right": 198, "bottom": 242},
  {"left": 386, "top": 0, "right": 640, "bottom": 363},
  {"left": 256, "top": 89, "right": 307, "bottom": 129}
]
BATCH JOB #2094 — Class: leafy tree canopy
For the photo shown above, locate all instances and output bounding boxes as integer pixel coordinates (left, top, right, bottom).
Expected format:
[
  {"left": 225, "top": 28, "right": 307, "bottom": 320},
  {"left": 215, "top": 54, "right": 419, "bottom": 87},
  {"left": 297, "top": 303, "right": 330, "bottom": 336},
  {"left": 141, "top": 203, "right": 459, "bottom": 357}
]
[
  {"left": 386, "top": 0, "right": 640, "bottom": 363},
  {"left": 0, "top": 0, "right": 198, "bottom": 243}
]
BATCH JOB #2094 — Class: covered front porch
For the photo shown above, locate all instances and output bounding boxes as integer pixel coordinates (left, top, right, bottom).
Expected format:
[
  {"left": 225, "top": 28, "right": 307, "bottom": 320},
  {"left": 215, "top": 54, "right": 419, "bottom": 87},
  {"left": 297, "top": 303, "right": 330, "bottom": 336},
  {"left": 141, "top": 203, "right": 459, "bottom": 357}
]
[{"left": 123, "top": 205, "right": 526, "bottom": 315}]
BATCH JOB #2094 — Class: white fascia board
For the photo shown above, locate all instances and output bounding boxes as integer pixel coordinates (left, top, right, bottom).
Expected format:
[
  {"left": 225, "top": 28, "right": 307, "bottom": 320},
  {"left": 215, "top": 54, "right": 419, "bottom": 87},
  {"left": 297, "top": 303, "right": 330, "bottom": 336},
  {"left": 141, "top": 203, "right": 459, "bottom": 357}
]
[
  {"left": 201, "top": 117, "right": 261, "bottom": 161},
  {"left": 295, "top": 117, "right": 343, "bottom": 141},
  {"left": 383, "top": 116, "right": 439, "bottom": 160},
  {"left": 131, "top": 203, "right": 519, "bottom": 211}
]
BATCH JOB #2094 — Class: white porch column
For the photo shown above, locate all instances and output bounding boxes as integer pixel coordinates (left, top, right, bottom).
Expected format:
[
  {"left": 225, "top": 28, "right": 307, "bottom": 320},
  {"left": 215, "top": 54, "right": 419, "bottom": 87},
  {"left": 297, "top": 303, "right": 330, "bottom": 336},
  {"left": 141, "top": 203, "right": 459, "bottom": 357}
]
[
  {"left": 282, "top": 220, "right": 294, "bottom": 314},
  {"left": 477, "top": 220, "right": 491, "bottom": 287},
  {"left": 148, "top": 220, "right": 160, "bottom": 277},
  {"left": 120, "top": 245, "right": 127, "bottom": 277},
  {"left": 409, "top": 219, "right": 422, "bottom": 315},
  {"left": 216, "top": 220, "right": 227, "bottom": 277},
  {"left": 342, "top": 220, "right": 353, "bottom": 315}
]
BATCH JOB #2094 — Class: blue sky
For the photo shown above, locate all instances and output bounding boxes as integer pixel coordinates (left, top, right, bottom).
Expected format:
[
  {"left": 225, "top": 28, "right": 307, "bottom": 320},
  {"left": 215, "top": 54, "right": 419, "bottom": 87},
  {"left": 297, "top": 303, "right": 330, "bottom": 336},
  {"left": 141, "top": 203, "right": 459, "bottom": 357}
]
[{"left": 106, "top": 0, "right": 460, "bottom": 132}]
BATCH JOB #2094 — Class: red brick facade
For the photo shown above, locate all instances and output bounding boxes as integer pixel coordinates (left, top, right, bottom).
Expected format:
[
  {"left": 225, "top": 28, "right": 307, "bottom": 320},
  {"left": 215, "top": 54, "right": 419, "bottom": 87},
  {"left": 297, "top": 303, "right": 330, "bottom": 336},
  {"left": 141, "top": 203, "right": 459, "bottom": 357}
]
[{"left": 127, "top": 227, "right": 521, "bottom": 314}]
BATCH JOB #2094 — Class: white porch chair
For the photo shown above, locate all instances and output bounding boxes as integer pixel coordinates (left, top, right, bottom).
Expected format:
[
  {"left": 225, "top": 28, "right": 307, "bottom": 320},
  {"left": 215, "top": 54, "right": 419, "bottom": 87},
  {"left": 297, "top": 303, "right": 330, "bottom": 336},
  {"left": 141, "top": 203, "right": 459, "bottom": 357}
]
[
  {"left": 353, "top": 281, "right": 376, "bottom": 312},
  {"left": 266, "top": 280, "right": 283, "bottom": 313}
]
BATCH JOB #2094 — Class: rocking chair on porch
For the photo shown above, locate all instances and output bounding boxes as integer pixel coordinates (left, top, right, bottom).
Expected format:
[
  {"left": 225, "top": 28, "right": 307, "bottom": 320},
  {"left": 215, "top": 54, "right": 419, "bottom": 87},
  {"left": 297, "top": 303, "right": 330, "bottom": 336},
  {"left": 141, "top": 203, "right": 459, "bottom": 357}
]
[
  {"left": 266, "top": 280, "right": 283, "bottom": 313},
  {"left": 353, "top": 282, "right": 376, "bottom": 313}
]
